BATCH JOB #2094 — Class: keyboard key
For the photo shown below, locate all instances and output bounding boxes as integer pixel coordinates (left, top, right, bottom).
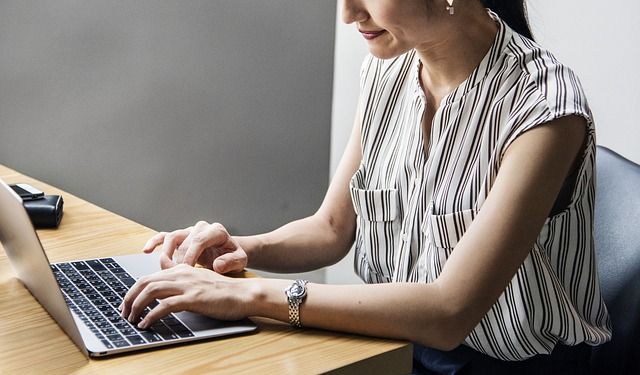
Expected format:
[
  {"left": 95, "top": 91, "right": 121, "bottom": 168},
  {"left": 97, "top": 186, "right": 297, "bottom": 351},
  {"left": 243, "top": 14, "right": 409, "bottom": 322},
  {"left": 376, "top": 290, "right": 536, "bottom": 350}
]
[
  {"left": 72, "top": 261, "right": 89, "bottom": 270},
  {"left": 108, "top": 315, "right": 124, "bottom": 323},
  {"left": 104, "top": 310, "right": 121, "bottom": 319},
  {"left": 86, "top": 260, "right": 106, "bottom": 271},
  {"left": 105, "top": 296, "right": 122, "bottom": 306},
  {"left": 89, "top": 315, "right": 105, "bottom": 323},
  {"left": 112, "top": 286, "right": 127, "bottom": 295},
  {"left": 85, "top": 292, "right": 101, "bottom": 300},
  {"left": 100, "top": 340, "right": 114, "bottom": 349},
  {"left": 106, "top": 334, "right": 124, "bottom": 342},
  {"left": 175, "top": 328, "right": 194, "bottom": 338},
  {"left": 158, "top": 332, "right": 179, "bottom": 341},
  {"left": 164, "top": 319, "right": 192, "bottom": 335},
  {"left": 100, "top": 328, "right": 118, "bottom": 336},
  {"left": 97, "top": 305, "right": 113, "bottom": 313},
  {"left": 57, "top": 263, "right": 73, "bottom": 271},
  {"left": 96, "top": 321, "right": 112, "bottom": 329},
  {"left": 161, "top": 316, "right": 181, "bottom": 325},
  {"left": 113, "top": 340, "right": 130, "bottom": 348},
  {"left": 126, "top": 335, "right": 146, "bottom": 345},
  {"left": 102, "top": 290, "right": 118, "bottom": 298},
  {"left": 120, "top": 328, "right": 138, "bottom": 336},
  {"left": 119, "top": 277, "right": 136, "bottom": 287},
  {"left": 113, "top": 321, "right": 130, "bottom": 330},
  {"left": 141, "top": 331, "right": 163, "bottom": 342},
  {"left": 151, "top": 323, "right": 179, "bottom": 340}
]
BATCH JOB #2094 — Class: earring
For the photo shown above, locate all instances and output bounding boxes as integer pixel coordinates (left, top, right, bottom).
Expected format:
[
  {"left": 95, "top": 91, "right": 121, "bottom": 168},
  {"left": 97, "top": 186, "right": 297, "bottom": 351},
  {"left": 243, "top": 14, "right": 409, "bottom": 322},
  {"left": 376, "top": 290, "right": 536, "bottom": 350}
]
[{"left": 446, "top": 0, "right": 454, "bottom": 15}]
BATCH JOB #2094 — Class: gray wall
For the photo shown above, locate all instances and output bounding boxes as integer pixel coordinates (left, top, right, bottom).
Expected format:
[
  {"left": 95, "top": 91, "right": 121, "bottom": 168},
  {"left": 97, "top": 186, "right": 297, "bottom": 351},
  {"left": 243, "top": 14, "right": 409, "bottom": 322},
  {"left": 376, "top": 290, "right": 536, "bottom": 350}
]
[{"left": 0, "top": 0, "right": 336, "bottom": 248}]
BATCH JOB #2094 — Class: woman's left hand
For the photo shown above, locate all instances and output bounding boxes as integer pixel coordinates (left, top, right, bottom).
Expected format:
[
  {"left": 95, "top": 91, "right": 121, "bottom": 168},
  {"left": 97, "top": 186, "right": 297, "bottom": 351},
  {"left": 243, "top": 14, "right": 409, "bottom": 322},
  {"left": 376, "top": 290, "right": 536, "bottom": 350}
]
[{"left": 119, "top": 264, "right": 252, "bottom": 329}]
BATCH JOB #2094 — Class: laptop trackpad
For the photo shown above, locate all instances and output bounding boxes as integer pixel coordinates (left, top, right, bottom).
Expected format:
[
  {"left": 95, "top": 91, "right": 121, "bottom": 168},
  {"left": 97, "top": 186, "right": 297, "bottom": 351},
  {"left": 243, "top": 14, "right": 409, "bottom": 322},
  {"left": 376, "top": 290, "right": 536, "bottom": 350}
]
[
  {"left": 176, "top": 311, "right": 257, "bottom": 336},
  {"left": 176, "top": 311, "right": 225, "bottom": 330},
  {"left": 113, "top": 252, "right": 162, "bottom": 279}
]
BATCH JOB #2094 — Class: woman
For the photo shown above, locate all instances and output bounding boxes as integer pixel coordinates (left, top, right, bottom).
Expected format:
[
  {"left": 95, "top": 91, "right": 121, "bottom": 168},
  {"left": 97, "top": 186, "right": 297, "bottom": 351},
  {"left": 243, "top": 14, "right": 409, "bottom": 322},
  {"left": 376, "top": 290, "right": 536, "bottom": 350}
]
[{"left": 120, "top": 1, "right": 612, "bottom": 373}]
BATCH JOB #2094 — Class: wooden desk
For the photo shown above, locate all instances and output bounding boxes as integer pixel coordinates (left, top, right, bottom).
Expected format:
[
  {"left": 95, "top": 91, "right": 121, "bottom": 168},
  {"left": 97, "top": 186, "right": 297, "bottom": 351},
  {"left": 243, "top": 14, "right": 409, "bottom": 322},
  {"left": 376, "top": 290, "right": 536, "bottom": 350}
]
[{"left": 0, "top": 164, "right": 412, "bottom": 374}]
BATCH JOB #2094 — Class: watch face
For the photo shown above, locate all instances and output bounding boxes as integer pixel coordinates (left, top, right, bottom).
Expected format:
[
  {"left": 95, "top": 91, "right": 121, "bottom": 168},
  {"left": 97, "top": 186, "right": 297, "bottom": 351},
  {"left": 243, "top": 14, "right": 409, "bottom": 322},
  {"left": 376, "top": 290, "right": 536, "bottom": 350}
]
[
  {"left": 289, "top": 283, "right": 305, "bottom": 298},
  {"left": 287, "top": 281, "right": 307, "bottom": 299}
]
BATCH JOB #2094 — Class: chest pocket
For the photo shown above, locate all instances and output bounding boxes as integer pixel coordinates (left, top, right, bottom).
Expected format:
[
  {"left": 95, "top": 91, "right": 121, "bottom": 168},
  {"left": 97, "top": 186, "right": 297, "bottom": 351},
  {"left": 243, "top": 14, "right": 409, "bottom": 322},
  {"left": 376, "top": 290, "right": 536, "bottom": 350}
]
[
  {"left": 419, "top": 204, "right": 477, "bottom": 281},
  {"left": 350, "top": 169, "right": 400, "bottom": 282},
  {"left": 422, "top": 203, "right": 477, "bottom": 249}
]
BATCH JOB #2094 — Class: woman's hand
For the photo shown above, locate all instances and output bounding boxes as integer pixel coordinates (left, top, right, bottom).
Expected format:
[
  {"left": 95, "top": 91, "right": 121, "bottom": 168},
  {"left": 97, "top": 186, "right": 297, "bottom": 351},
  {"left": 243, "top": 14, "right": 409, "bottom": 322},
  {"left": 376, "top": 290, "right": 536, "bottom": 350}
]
[
  {"left": 142, "top": 221, "right": 248, "bottom": 274},
  {"left": 119, "top": 264, "right": 253, "bottom": 329}
]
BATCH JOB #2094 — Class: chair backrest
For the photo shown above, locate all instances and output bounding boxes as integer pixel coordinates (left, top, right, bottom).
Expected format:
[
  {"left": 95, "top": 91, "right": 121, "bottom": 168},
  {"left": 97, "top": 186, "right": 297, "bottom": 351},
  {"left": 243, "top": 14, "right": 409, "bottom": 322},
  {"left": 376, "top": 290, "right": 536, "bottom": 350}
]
[{"left": 591, "top": 146, "right": 640, "bottom": 374}]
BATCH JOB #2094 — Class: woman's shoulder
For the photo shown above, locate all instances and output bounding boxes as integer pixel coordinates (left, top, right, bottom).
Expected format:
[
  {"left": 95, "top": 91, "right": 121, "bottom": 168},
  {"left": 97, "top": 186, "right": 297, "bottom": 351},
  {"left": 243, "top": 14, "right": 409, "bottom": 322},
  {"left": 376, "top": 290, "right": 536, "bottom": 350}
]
[{"left": 504, "top": 34, "right": 591, "bottom": 120}]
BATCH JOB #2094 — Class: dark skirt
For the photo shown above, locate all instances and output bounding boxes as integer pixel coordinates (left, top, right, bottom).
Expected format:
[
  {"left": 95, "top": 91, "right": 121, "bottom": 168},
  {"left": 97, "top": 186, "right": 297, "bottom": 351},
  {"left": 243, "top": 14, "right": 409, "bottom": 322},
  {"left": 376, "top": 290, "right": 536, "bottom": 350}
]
[{"left": 413, "top": 342, "right": 591, "bottom": 375}]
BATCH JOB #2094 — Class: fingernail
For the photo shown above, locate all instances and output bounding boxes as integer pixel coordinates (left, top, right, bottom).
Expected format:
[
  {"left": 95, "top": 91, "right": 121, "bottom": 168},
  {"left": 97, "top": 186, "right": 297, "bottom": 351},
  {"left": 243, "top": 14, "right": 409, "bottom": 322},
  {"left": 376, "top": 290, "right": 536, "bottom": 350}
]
[{"left": 138, "top": 321, "right": 147, "bottom": 329}]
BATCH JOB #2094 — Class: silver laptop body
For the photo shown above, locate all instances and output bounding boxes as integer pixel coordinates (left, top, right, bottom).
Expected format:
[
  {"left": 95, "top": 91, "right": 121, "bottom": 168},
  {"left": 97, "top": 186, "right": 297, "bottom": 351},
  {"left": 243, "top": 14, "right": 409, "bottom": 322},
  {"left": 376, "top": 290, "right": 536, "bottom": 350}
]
[{"left": 0, "top": 179, "right": 257, "bottom": 357}]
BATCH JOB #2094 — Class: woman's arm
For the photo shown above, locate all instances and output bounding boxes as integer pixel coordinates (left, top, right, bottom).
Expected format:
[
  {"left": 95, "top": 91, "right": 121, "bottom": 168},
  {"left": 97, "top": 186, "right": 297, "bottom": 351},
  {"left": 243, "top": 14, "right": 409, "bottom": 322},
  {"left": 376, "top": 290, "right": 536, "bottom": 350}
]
[
  {"left": 248, "top": 115, "right": 588, "bottom": 349},
  {"left": 124, "top": 115, "right": 586, "bottom": 350}
]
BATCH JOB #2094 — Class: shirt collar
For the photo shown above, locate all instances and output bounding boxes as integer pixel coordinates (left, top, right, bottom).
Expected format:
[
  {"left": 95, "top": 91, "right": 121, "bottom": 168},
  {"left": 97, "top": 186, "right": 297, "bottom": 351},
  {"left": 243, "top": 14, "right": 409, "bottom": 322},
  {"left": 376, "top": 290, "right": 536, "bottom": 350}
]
[{"left": 412, "top": 10, "right": 513, "bottom": 106}]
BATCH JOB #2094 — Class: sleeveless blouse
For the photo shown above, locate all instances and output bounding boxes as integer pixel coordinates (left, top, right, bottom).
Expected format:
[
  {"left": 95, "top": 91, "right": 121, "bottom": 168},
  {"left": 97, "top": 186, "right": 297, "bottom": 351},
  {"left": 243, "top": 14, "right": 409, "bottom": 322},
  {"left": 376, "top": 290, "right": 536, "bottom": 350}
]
[{"left": 349, "top": 11, "right": 612, "bottom": 360}]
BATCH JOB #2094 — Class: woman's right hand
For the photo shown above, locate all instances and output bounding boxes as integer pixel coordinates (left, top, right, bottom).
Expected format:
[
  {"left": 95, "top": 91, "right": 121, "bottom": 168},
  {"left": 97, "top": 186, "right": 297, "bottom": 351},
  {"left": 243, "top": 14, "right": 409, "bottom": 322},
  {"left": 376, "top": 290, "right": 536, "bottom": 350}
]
[{"left": 141, "top": 221, "right": 248, "bottom": 274}]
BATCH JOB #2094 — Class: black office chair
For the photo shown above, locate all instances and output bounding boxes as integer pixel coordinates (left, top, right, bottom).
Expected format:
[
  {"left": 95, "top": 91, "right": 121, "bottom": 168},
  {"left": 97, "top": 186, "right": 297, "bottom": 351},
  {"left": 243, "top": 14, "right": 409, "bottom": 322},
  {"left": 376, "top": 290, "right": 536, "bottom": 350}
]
[{"left": 591, "top": 146, "right": 640, "bottom": 374}]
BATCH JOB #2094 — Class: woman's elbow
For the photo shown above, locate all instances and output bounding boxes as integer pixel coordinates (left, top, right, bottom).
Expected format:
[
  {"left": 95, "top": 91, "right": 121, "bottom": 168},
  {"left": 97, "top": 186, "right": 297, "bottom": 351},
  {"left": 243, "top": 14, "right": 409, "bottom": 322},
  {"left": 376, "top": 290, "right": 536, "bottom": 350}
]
[
  {"left": 313, "top": 211, "right": 355, "bottom": 253},
  {"left": 432, "top": 328, "right": 469, "bottom": 352},
  {"left": 412, "top": 297, "right": 477, "bottom": 351},
  {"left": 414, "top": 321, "right": 470, "bottom": 352}
]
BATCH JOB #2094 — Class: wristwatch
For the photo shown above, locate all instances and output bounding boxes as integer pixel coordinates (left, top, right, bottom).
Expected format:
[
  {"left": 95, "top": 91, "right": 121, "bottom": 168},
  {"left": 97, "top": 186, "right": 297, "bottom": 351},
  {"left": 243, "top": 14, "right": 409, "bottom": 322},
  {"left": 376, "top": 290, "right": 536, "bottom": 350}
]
[{"left": 285, "top": 279, "right": 309, "bottom": 328}]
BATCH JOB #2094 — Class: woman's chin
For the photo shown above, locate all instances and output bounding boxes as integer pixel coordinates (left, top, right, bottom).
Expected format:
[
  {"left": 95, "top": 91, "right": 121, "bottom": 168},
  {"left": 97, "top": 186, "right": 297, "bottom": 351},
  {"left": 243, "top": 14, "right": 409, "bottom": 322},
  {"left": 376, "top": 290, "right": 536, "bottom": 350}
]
[{"left": 367, "top": 45, "right": 409, "bottom": 60}]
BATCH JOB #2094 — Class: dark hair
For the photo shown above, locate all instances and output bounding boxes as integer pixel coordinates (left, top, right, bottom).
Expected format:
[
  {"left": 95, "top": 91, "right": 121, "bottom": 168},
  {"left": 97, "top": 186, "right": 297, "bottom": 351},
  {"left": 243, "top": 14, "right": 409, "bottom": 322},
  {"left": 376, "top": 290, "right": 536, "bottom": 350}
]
[{"left": 480, "top": 0, "right": 533, "bottom": 40}]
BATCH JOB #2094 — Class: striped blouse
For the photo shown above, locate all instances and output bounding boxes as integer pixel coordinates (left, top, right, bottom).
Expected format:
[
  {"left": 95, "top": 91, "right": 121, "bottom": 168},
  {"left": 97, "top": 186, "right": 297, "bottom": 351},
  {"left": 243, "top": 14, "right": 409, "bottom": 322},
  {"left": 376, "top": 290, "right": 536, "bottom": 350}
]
[{"left": 349, "top": 11, "right": 612, "bottom": 360}]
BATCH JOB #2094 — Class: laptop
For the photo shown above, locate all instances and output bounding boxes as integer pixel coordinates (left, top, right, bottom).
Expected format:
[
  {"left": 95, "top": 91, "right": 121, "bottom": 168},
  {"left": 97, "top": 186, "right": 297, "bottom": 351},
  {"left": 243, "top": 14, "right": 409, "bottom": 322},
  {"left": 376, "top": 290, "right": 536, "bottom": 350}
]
[{"left": 0, "top": 179, "right": 257, "bottom": 357}]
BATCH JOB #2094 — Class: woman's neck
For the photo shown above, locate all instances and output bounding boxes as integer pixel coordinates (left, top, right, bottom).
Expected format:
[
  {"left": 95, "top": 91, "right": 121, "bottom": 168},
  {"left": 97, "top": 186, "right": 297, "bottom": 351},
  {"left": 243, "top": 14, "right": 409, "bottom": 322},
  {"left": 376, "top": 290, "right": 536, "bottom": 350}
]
[{"left": 417, "top": 6, "right": 498, "bottom": 104}]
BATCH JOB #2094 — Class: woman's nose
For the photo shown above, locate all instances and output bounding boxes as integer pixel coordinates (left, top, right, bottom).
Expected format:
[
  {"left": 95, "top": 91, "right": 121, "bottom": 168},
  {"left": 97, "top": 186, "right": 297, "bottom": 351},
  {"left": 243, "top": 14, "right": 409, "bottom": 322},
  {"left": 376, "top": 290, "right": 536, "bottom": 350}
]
[{"left": 341, "top": 0, "right": 366, "bottom": 25}]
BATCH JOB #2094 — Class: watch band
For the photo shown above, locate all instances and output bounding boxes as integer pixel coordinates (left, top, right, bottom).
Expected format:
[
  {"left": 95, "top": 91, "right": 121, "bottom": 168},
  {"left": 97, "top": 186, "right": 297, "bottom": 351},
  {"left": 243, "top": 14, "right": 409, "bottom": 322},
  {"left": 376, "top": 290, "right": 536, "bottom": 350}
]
[{"left": 285, "top": 279, "right": 309, "bottom": 328}]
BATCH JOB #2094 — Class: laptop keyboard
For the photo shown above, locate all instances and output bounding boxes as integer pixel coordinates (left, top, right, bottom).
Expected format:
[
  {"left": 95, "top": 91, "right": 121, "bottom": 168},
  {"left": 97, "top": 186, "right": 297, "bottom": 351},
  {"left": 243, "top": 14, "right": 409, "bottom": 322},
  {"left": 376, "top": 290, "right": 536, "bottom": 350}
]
[{"left": 51, "top": 258, "right": 194, "bottom": 349}]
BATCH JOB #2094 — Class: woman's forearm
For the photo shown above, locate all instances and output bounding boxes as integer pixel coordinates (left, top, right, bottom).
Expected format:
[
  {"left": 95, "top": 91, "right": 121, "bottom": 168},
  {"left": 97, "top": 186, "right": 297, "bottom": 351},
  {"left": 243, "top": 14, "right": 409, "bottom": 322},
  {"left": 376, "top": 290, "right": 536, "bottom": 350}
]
[
  {"left": 246, "top": 278, "right": 464, "bottom": 351},
  {"left": 234, "top": 212, "right": 356, "bottom": 273}
]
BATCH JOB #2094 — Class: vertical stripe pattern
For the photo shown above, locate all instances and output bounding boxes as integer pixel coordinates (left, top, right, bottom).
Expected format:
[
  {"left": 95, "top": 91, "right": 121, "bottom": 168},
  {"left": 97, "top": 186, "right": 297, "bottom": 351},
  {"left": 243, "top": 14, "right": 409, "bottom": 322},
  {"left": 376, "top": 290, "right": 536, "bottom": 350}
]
[{"left": 349, "top": 11, "right": 612, "bottom": 360}]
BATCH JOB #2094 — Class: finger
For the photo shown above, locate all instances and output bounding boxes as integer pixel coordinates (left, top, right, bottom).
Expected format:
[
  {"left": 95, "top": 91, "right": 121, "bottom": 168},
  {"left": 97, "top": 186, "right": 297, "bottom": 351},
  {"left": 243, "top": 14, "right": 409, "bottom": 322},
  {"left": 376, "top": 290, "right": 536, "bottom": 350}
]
[
  {"left": 120, "top": 274, "right": 153, "bottom": 319},
  {"left": 212, "top": 248, "right": 248, "bottom": 274},
  {"left": 141, "top": 232, "right": 167, "bottom": 253},
  {"left": 138, "top": 296, "right": 186, "bottom": 329},
  {"left": 120, "top": 268, "right": 180, "bottom": 318},
  {"left": 159, "top": 253, "right": 175, "bottom": 270},
  {"left": 173, "top": 221, "right": 210, "bottom": 265},
  {"left": 159, "top": 229, "right": 190, "bottom": 267},
  {"left": 183, "top": 222, "right": 230, "bottom": 266},
  {"left": 127, "top": 280, "right": 180, "bottom": 324},
  {"left": 171, "top": 243, "right": 188, "bottom": 266}
]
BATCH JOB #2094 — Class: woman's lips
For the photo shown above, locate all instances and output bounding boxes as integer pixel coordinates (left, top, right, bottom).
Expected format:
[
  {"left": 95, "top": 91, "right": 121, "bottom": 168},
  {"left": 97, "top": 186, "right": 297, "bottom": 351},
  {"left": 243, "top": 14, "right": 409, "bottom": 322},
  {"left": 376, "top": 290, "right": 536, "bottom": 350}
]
[{"left": 359, "top": 29, "right": 386, "bottom": 40}]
